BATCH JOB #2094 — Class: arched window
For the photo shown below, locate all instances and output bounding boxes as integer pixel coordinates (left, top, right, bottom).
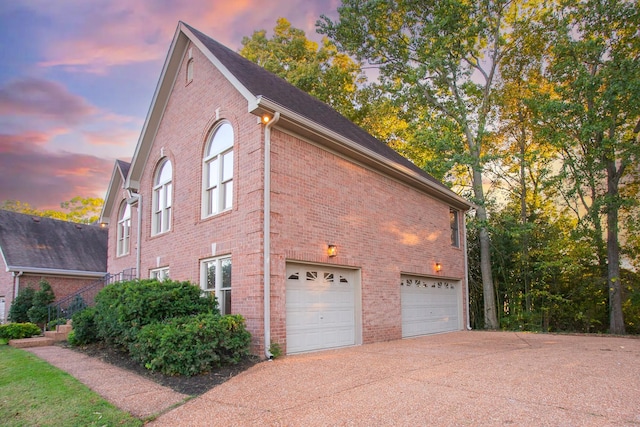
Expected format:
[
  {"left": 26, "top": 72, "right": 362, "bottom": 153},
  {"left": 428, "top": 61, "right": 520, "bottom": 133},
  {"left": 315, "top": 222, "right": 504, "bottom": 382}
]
[
  {"left": 117, "top": 202, "right": 131, "bottom": 256},
  {"left": 203, "top": 122, "right": 234, "bottom": 217},
  {"left": 153, "top": 159, "right": 172, "bottom": 235}
]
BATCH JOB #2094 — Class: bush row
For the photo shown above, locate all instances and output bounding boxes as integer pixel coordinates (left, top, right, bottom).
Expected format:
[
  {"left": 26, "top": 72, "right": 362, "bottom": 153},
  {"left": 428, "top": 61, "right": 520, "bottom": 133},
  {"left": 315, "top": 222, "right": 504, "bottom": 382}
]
[
  {"left": 0, "top": 322, "right": 41, "bottom": 340},
  {"left": 70, "top": 279, "right": 251, "bottom": 376}
]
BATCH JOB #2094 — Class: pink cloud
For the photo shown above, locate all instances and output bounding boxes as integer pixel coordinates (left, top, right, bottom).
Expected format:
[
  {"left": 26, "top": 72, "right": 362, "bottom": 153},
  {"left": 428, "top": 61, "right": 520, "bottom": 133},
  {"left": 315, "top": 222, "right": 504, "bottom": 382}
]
[
  {"left": 83, "top": 128, "right": 139, "bottom": 146},
  {"left": 0, "top": 132, "right": 113, "bottom": 209},
  {"left": 0, "top": 78, "right": 97, "bottom": 125},
  {"left": 30, "top": 0, "right": 338, "bottom": 73}
]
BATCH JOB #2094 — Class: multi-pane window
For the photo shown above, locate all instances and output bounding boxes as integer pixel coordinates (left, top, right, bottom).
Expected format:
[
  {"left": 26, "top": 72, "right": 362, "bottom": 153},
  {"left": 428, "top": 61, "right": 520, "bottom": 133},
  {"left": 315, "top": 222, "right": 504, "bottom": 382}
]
[
  {"left": 203, "top": 123, "right": 234, "bottom": 217},
  {"left": 150, "top": 267, "right": 170, "bottom": 281},
  {"left": 152, "top": 159, "right": 172, "bottom": 235},
  {"left": 116, "top": 202, "right": 131, "bottom": 256},
  {"left": 201, "top": 256, "right": 232, "bottom": 315},
  {"left": 450, "top": 209, "right": 460, "bottom": 247}
]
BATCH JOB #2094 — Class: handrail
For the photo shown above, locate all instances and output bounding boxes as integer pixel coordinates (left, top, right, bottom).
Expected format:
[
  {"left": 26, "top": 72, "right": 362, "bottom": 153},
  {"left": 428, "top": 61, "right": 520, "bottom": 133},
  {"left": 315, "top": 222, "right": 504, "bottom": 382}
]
[{"left": 48, "top": 267, "right": 136, "bottom": 322}]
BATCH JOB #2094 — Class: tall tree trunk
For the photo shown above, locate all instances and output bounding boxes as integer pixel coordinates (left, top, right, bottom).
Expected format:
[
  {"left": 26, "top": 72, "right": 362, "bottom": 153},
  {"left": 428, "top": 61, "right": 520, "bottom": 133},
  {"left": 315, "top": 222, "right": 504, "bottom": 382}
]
[
  {"left": 519, "top": 121, "right": 531, "bottom": 313},
  {"left": 472, "top": 168, "right": 499, "bottom": 329},
  {"left": 607, "top": 159, "right": 625, "bottom": 334}
]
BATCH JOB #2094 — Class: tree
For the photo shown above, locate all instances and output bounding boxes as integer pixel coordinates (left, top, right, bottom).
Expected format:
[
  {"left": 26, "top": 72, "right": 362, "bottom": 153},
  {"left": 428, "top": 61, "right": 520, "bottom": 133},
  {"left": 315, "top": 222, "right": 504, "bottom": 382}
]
[
  {"left": 318, "top": 0, "right": 545, "bottom": 328},
  {"left": 240, "top": 18, "right": 366, "bottom": 121},
  {"left": 27, "top": 280, "right": 56, "bottom": 328},
  {"left": 1, "top": 196, "right": 104, "bottom": 224},
  {"left": 538, "top": 0, "right": 640, "bottom": 334}
]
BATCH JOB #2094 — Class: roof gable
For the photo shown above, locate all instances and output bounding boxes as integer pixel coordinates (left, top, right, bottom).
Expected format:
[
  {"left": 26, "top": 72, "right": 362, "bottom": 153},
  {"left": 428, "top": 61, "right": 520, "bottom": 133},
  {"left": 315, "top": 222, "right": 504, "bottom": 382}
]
[
  {"left": 124, "top": 22, "right": 471, "bottom": 210},
  {"left": 100, "top": 160, "right": 131, "bottom": 223},
  {"left": 0, "top": 210, "right": 108, "bottom": 274}
]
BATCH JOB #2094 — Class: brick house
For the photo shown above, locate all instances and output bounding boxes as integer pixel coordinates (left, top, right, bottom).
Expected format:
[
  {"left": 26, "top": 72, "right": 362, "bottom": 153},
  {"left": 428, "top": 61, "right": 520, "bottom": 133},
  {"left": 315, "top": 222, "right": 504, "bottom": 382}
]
[
  {"left": 100, "top": 22, "right": 472, "bottom": 356},
  {"left": 0, "top": 210, "right": 107, "bottom": 323}
]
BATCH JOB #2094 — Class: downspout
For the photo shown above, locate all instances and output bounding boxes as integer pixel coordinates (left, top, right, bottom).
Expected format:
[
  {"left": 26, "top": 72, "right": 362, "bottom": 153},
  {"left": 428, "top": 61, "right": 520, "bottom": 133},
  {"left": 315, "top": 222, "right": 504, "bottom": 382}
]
[
  {"left": 127, "top": 192, "right": 142, "bottom": 279},
  {"left": 463, "top": 213, "right": 472, "bottom": 330},
  {"left": 12, "top": 271, "right": 23, "bottom": 308},
  {"left": 263, "top": 111, "right": 280, "bottom": 359}
]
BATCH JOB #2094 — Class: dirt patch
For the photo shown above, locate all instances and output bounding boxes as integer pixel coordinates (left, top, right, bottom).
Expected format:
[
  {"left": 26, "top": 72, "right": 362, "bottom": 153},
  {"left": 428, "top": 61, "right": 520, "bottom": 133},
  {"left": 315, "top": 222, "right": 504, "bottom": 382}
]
[{"left": 59, "top": 342, "right": 259, "bottom": 396}]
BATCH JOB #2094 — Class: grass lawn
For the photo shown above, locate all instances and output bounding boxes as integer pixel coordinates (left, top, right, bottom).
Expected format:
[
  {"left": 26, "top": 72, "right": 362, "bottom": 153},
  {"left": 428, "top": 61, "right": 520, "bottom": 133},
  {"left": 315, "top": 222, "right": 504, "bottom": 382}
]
[{"left": 0, "top": 344, "right": 142, "bottom": 427}]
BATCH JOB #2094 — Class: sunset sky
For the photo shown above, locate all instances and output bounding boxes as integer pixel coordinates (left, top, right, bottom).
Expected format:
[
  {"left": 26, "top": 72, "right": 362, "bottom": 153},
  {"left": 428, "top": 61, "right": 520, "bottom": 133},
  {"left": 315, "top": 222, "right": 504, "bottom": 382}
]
[{"left": 0, "top": 1, "right": 339, "bottom": 209}]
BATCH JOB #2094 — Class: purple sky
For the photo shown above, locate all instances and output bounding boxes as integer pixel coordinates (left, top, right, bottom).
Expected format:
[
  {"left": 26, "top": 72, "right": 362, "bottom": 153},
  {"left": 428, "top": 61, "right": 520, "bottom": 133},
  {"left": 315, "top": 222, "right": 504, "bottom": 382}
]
[{"left": 0, "top": 1, "right": 339, "bottom": 209}]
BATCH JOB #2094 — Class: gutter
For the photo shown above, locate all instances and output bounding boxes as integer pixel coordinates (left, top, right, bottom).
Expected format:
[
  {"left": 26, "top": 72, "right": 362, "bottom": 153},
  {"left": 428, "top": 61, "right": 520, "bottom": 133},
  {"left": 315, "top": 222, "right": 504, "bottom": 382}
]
[
  {"left": 251, "top": 97, "right": 472, "bottom": 211},
  {"left": 6, "top": 267, "right": 106, "bottom": 277},
  {"left": 263, "top": 111, "right": 280, "bottom": 359}
]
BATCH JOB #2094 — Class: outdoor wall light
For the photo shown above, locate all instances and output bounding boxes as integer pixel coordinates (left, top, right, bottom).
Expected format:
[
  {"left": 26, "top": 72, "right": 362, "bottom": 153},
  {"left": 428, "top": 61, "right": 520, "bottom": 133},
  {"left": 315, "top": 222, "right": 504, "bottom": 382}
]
[
  {"left": 435, "top": 262, "right": 442, "bottom": 272},
  {"left": 262, "top": 114, "right": 271, "bottom": 124},
  {"left": 327, "top": 244, "right": 337, "bottom": 257}
]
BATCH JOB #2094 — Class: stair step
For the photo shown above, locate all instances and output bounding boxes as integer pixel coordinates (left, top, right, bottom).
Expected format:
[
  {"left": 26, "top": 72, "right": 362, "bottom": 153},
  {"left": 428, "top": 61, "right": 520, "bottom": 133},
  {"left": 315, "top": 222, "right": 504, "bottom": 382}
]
[
  {"left": 56, "top": 324, "right": 72, "bottom": 334},
  {"left": 44, "top": 330, "right": 70, "bottom": 342},
  {"left": 9, "top": 337, "right": 55, "bottom": 348}
]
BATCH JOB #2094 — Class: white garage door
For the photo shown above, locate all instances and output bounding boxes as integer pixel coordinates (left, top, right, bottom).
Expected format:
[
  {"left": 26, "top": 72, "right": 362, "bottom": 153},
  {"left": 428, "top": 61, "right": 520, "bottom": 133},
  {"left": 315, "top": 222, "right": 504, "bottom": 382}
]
[
  {"left": 401, "top": 275, "right": 461, "bottom": 337},
  {"left": 286, "top": 264, "right": 356, "bottom": 354}
]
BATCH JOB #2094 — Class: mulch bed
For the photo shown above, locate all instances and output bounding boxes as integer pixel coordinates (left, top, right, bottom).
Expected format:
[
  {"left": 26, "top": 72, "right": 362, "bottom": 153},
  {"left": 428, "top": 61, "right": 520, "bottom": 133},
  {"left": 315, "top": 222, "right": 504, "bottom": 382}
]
[{"left": 58, "top": 342, "right": 260, "bottom": 396}]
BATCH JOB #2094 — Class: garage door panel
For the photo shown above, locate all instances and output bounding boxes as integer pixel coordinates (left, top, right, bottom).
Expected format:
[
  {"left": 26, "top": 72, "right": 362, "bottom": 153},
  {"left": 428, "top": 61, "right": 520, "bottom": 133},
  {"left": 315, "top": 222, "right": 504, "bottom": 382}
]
[
  {"left": 286, "top": 264, "right": 356, "bottom": 354},
  {"left": 401, "top": 276, "right": 461, "bottom": 337}
]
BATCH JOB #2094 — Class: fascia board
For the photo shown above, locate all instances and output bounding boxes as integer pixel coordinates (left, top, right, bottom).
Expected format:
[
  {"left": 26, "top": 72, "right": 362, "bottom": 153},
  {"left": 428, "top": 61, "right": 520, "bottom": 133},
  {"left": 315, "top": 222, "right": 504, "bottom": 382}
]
[
  {"left": 253, "top": 97, "right": 473, "bottom": 211},
  {"left": 125, "top": 25, "right": 187, "bottom": 192},
  {"left": 4, "top": 266, "right": 106, "bottom": 277},
  {"left": 99, "top": 162, "right": 124, "bottom": 224},
  {"left": 180, "top": 24, "right": 256, "bottom": 104}
]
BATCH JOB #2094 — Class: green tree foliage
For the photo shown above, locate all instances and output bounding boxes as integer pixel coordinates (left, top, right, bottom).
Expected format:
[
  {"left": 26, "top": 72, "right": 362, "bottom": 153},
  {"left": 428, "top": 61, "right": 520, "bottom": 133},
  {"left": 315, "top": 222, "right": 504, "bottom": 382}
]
[
  {"left": 8, "top": 287, "right": 35, "bottom": 323},
  {"left": 1, "top": 196, "right": 104, "bottom": 224},
  {"left": 240, "top": 17, "right": 365, "bottom": 122},
  {"left": 27, "top": 280, "right": 55, "bottom": 328},
  {"left": 534, "top": 0, "right": 640, "bottom": 333},
  {"left": 317, "top": 0, "right": 543, "bottom": 328}
]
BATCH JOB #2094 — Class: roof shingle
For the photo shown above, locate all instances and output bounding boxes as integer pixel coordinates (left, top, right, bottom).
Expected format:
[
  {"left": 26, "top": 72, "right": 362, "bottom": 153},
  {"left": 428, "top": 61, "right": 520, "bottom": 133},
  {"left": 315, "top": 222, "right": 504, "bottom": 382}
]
[{"left": 0, "top": 210, "right": 107, "bottom": 273}]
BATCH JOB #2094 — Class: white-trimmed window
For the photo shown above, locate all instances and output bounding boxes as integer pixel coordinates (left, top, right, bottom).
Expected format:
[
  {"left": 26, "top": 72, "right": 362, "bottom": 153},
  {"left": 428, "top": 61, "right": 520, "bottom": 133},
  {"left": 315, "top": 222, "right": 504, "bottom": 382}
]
[
  {"left": 203, "top": 123, "right": 234, "bottom": 217},
  {"left": 153, "top": 159, "right": 172, "bottom": 235},
  {"left": 150, "top": 267, "right": 170, "bottom": 281},
  {"left": 201, "top": 256, "right": 232, "bottom": 315},
  {"left": 450, "top": 209, "right": 460, "bottom": 247},
  {"left": 116, "top": 202, "right": 131, "bottom": 256}
]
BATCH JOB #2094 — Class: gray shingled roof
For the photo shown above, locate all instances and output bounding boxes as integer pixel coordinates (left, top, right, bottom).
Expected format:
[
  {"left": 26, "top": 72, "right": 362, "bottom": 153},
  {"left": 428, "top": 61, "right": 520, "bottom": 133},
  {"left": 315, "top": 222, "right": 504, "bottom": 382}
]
[
  {"left": 0, "top": 210, "right": 107, "bottom": 273},
  {"left": 116, "top": 159, "right": 131, "bottom": 179},
  {"left": 183, "top": 23, "right": 449, "bottom": 191}
]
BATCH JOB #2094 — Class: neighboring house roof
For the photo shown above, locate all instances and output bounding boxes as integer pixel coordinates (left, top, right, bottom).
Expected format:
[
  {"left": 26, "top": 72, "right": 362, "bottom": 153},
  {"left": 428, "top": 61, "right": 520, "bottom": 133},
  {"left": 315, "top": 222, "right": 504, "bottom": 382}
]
[
  {"left": 100, "top": 159, "right": 131, "bottom": 224},
  {"left": 0, "top": 210, "right": 107, "bottom": 276},
  {"left": 123, "top": 22, "right": 472, "bottom": 211}
]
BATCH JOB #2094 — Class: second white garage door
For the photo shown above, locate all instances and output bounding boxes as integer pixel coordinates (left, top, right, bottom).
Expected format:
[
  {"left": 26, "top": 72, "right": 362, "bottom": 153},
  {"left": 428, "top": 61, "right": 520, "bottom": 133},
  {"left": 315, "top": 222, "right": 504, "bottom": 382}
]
[
  {"left": 286, "top": 263, "right": 358, "bottom": 354},
  {"left": 401, "top": 275, "right": 461, "bottom": 337}
]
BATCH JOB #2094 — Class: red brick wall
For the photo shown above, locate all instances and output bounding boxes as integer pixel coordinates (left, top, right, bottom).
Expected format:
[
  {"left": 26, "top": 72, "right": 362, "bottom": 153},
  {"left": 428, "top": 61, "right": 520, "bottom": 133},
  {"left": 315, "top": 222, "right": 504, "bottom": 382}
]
[
  {"left": 110, "top": 43, "right": 267, "bottom": 351},
  {"left": 19, "top": 274, "right": 102, "bottom": 303},
  {"left": 105, "top": 40, "right": 467, "bottom": 354},
  {"left": 269, "top": 132, "right": 468, "bottom": 349}
]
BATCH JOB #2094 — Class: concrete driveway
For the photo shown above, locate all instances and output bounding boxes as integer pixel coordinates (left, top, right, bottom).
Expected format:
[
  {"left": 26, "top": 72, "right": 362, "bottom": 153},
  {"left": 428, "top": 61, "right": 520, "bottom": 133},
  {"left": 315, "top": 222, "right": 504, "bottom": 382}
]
[{"left": 150, "top": 331, "right": 640, "bottom": 426}]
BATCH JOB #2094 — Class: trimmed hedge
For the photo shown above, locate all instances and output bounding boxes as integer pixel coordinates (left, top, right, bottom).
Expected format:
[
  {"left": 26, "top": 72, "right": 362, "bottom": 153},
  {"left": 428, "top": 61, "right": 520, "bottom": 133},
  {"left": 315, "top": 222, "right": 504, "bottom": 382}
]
[
  {"left": 69, "top": 307, "right": 98, "bottom": 346},
  {"left": 0, "top": 322, "right": 42, "bottom": 340},
  {"left": 129, "top": 313, "right": 251, "bottom": 376},
  {"left": 93, "top": 279, "right": 219, "bottom": 347}
]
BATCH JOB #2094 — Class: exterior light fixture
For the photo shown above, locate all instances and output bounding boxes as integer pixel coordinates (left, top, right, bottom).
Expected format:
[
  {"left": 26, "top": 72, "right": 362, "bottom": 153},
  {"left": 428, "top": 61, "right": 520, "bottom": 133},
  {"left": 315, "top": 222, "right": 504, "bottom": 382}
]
[
  {"left": 327, "top": 244, "right": 337, "bottom": 257},
  {"left": 262, "top": 114, "right": 271, "bottom": 124},
  {"left": 435, "top": 262, "right": 442, "bottom": 272}
]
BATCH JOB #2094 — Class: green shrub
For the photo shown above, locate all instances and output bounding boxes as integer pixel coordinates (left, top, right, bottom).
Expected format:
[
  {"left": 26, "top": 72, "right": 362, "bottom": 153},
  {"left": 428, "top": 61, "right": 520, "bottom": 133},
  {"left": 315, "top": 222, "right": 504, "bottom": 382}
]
[
  {"left": 129, "top": 313, "right": 251, "bottom": 376},
  {"left": 47, "top": 318, "right": 68, "bottom": 331},
  {"left": 8, "top": 287, "right": 35, "bottom": 323},
  {"left": 69, "top": 307, "right": 98, "bottom": 346},
  {"left": 28, "top": 280, "right": 56, "bottom": 327},
  {"left": 93, "top": 279, "right": 218, "bottom": 348},
  {"left": 0, "top": 322, "right": 42, "bottom": 340}
]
